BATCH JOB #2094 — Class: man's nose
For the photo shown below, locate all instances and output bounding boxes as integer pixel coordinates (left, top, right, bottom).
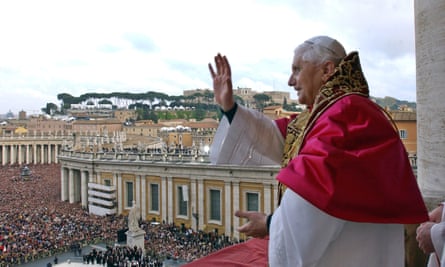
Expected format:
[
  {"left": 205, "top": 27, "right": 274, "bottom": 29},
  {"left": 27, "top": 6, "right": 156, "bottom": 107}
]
[{"left": 288, "top": 75, "right": 296, "bottom": 87}]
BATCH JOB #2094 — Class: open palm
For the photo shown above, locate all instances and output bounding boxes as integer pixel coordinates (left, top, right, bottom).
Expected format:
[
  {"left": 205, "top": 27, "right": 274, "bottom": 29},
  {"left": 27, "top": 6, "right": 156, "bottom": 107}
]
[{"left": 208, "top": 53, "right": 235, "bottom": 111}]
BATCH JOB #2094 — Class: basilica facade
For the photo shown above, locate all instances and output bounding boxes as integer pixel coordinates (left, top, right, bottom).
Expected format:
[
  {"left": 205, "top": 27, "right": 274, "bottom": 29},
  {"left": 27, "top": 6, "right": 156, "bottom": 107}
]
[{"left": 58, "top": 150, "right": 280, "bottom": 240}]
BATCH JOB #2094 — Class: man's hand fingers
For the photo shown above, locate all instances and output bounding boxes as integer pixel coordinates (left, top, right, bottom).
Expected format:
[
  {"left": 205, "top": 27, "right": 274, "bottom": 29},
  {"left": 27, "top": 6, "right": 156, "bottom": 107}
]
[
  {"left": 215, "top": 54, "right": 223, "bottom": 74},
  {"left": 208, "top": 63, "right": 216, "bottom": 79},
  {"left": 222, "top": 55, "right": 231, "bottom": 77},
  {"left": 235, "top": 210, "right": 249, "bottom": 219}
]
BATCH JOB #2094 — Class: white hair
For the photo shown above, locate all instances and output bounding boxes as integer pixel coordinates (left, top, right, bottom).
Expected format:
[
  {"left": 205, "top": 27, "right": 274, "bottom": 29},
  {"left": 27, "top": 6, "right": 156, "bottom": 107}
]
[{"left": 295, "top": 36, "right": 346, "bottom": 66}]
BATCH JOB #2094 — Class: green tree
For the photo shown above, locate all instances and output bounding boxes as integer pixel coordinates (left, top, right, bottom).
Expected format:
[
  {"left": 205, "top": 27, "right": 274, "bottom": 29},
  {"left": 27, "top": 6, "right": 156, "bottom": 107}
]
[
  {"left": 57, "top": 93, "right": 78, "bottom": 111},
  {"left": 43, "top": 102, "right": 58, "bottom": 115},
  {"left": 253, "top": 93, "right": 271, "bottom": 110},
  {"left": 98, "top": 99, "right": 113, "bottom": 105},
  {"left": 146, "top": 111, "right": 159, "bottom": 123},
  {"left": 193, "top": 109, "right": 206, "bottom": 121}
]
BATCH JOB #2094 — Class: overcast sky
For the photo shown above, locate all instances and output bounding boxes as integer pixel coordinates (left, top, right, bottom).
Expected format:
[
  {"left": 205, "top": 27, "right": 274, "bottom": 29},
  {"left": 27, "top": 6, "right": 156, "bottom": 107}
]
[{"left": 0, "top": 0, "right": 416, "bottom": 115}]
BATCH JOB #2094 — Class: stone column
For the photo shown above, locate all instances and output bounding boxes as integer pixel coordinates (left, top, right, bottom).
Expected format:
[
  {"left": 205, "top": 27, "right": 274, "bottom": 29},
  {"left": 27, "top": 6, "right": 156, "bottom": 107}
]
[
  {"left": 48, "top": 144, "right": 52, "bottom": 164},
  {"left": 33, "top": 143, "right": 37, "bottom": 164},
  {"left": 167, "top": 176, "right": 173, "bottom": 223},
  {"left": 409, "top": 2, "right": 445, "bottom": 266},
  {"left": 415, "top": 0, "right": 445, "bottom": 202},
  {"left": 113, "top": 173, "right": 118, "bottom": 213},
  {"left": 232, "top": 181, "right": 240, "bottom": 240},
  {"left": 136, "top": 175, "right": 141, "bottom": 219},
  {"left": 26, "top": 145, "right": 30, "bottom": 164},
  {"left": 61, "top": 167, "right": 68, "bottom": 201},
  {"left": 18, "top": 144, "right": 22, "bottom": 165},
  {"left": 141, "top": 175, "right": 146, "bottom": 221},
  {"left": 224, "top": 181, "right": 232, "bottom": 237},
  {"left": 69, "top": 168, "right": 75, "bottom": 203},
  {"left": 161, "top": 176, "right": 168, "bottom": 223},
  {"left": 2, "top": 145, "right": 6, "bottom": 165},
  {"left": 263, "top": 182, "right": 272, "bottom": 215},
  {"left": 40, "top": 144, "right": 45, "bottom": 164},
  {"left": 10, "top": 145, "right": 15, "bottom": 165},
  {"left": 81, "top": 170, "right": 88, "bottom": 209},
  {"left": 117, "top": 173, "right": 123, "bottom": 214},
  {"left": 197, "top": 179, "right": 204, "bottom": 231},
  {"left": 273, "top": 183, "right": 279, "bottom": 208},
  {"left": 190, "top": 178, "right": 198, "bottom": 230},
  {"left": 54, "top": 144, "right": 59, "bottom": 164},
  {"left": 95, "top": 171, "right": 100, "bottom": 184}
]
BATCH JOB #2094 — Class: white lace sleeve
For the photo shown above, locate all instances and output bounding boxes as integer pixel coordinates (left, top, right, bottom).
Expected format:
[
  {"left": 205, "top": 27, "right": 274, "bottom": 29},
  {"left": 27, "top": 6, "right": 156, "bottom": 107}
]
[{"left": 210, "top": 105, "right": 284, "bottom": 166}]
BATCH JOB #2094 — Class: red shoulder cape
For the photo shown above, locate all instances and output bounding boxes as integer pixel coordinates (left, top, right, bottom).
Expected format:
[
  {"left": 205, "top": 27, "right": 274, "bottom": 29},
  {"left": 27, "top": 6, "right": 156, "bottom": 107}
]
[{"left": 276, "top": 95, "right": 428, "bottom": 223}]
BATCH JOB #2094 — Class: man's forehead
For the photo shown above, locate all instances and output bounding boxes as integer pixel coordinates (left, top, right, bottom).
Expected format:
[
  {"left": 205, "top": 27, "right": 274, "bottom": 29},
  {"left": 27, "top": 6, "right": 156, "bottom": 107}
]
[{"left": 292, "top": 52, "right": 305, "bottom": 65}]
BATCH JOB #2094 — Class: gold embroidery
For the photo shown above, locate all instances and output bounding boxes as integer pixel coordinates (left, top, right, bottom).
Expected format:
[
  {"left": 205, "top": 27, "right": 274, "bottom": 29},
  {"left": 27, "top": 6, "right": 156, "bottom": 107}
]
[{"left": 281, "top": 110, "right": 311, "bottom": 167}]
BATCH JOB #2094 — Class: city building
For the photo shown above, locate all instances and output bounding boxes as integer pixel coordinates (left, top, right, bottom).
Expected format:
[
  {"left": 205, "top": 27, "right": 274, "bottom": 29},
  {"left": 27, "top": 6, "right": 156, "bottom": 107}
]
[
  {"left": 388, "top": 110, "right": 417, "bottom": 156},
  {"left": 114, "top": 109, "right": 138, "bottom": 123},
  {"left": 124, "top": 118, "right": 218, "bottom": 151},
  {"left": 27, "top": 115, "right": 73, "bottom": 135},
  {"left": 262, "top": 105, "right": 301, "bottom": 120},
  {"left": 71, "top": 118, "right": 123, "bottom": 134},
  {"left": 184, "top": 88, "right": 294, "bottom": 109},
  {"left": 124, "top": 120, "right": 162, "bottom": 138}
]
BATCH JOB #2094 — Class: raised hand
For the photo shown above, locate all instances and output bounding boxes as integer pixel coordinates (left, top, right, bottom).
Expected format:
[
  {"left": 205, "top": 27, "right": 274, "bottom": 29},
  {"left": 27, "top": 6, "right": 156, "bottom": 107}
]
[{"left": 208, "top": 53, "right": 235, "bottom": 111}]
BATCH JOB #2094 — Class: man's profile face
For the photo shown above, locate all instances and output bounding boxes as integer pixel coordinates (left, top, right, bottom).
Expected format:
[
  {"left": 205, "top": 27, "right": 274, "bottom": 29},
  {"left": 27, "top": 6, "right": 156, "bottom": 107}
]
[{"left": 288, "top": 51, "right": 324, "bottom": 106}]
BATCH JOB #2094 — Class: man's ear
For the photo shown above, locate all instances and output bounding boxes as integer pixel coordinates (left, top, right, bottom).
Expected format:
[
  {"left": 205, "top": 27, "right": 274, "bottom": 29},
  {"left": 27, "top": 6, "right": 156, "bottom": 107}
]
[{"left": 321, "top": 61, "right": 336, "bottom": 83}]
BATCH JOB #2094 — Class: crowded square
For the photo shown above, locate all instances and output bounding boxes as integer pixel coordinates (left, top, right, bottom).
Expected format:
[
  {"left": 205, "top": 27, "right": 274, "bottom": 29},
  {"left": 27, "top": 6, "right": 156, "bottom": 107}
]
[{"left": 0, "top": 164, "right": 239, "bottom": 266}]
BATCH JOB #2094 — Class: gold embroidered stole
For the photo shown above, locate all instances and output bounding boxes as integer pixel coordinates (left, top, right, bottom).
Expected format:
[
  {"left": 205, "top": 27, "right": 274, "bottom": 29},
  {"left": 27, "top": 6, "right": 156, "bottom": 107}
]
[
  {"left": 277, "top": 110, "right": 310, "bottom": 203},
  {"left": 281, "top": 110, "right": 311, "bottom": 168}
]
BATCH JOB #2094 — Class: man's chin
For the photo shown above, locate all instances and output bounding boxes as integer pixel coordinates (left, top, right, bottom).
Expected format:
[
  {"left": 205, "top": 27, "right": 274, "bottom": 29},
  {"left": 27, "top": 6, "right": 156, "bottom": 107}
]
[{"left": 297, "top": 97, "right": 306, "bottom": 105}]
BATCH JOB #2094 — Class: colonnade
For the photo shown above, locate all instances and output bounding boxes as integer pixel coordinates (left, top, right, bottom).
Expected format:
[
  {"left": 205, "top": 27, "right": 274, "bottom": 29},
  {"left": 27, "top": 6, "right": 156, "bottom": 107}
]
[
  {"left": 60, "top": 167, "right": 89, "bottom": 207},
  {"left": 0, "top": 137, "right": 65, "bottom": 165}
]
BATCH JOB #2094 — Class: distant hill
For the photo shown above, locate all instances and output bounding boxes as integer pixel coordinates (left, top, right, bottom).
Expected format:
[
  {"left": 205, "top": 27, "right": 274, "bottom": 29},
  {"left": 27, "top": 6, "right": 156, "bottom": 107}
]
[
  {"left": 370, "top": 96, "right": 416, "bottom": 111},
  {"left": 47, "top": 92, "right": 416, "bottom": 115}
]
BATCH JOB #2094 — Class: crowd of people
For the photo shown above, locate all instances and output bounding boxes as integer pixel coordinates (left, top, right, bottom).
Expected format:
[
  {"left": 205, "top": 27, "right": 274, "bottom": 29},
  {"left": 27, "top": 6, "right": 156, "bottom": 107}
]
[
  {"left": 0, "top": 164, "right": 126, "bottom": 266},
  {"left": 82, "top": 246, "right": 155, "bottom": 266},
  {"left": 0, "top": 164, "right": 239, "bottom": 266},
  {"left": 143, "top": 222, "right": 235, "bottom": 262},
  {"left": 79, "top": 223, "right": 238, "bottom": 266}
]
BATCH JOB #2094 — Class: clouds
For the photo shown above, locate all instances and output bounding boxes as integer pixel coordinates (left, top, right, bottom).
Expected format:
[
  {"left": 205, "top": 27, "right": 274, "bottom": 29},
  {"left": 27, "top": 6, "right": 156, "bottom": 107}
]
[
  {"left": 123, "top": 33, "right": 158, "bottom": 53},
  {"left": 0, "top": 0, "right": 417, "bottom": 115}
]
